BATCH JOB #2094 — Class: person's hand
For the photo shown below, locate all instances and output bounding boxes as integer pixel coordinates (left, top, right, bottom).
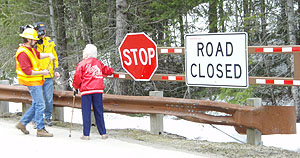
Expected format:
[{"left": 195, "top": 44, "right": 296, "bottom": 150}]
[
  {"left": 54, "top": 72, "right": 60, "bottom": 79},
  {"left": 73, "top": 89, "right": 78, "bottom": 96},
  {"left": 41, "top": 69, "right": 50, "bottom": 75},
  {"left": 48, "top": 53, "right": 55, "bottom": 61}
]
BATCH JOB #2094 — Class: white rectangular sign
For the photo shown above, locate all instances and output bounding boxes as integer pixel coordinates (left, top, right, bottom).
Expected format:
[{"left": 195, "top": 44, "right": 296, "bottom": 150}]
[{"left": 185, "top": 32, "right": 248, "bottom": 88}]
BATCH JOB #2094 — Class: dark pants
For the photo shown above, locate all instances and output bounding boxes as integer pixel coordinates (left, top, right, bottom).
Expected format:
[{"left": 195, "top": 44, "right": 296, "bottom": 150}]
[{"left": 81, "top": 93, "right": 106, "bottom": 136}]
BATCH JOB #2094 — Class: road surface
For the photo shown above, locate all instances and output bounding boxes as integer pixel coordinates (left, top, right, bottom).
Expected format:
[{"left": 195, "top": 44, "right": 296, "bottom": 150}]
[{"left": 0, "top": 118, "right": 207, "bottom": 158}]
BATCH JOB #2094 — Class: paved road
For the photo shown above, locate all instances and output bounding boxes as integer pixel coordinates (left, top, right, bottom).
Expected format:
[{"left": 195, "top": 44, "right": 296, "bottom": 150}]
[{"left": 0, "top": 118, "right": 206, "bottom": 158}]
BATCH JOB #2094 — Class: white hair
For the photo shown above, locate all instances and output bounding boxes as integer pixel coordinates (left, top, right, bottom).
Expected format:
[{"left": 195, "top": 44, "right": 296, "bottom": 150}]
[{"left": 83, "top": 44, "right": 97, "bottom": 59}]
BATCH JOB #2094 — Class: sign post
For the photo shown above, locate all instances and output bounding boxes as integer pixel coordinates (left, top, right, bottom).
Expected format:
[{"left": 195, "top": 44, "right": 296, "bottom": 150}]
[
  {"left": 185, "top": 32, "right": 248, "bottom": 88},
  {"left": 119, "top": 32, "right": 158, "bottom": 81}
]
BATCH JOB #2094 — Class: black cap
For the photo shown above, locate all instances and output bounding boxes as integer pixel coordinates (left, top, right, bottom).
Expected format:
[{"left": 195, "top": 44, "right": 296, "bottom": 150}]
[{"left": 34, "top": 22, "right": 46, "bottom": 31}]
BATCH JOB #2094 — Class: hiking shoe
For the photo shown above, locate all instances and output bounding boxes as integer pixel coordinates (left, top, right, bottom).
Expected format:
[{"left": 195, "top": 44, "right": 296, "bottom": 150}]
[
  {"left": 32, "top": 122, "right": 37, "bottom": 129},
  {"left": 37, "top": 128, "right": 53, "bottom": 137},
  {"left": 101, "top": 134, "right": 108, "bottom": 139},
  {"left": 80, "top": 135, "right": 90, "bottom": 140},
  {"left": 45, "top": 119, "right": 53, "bottom": 126},
  {"left": 16, "top": 122, "right": 29, "bottom": 134}
]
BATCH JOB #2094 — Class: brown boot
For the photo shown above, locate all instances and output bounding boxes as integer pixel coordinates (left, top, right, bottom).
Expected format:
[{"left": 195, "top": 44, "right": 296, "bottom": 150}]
[
  {"left": 37, "top": 128, "right": 53, "bottom": 137},
  {"left": 16, "top": 122, "right": 29, "bottom": 134}
]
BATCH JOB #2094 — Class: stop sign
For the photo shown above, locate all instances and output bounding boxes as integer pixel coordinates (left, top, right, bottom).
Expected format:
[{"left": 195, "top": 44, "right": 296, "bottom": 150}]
[{"left": 119, "top": 32, "right": 158, "bottom": 81}]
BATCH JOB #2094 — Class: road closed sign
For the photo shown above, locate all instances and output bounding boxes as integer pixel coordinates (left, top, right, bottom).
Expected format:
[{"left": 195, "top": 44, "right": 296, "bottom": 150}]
[{"left": 185, "top": 33, "right": 248, "bottom": 88}]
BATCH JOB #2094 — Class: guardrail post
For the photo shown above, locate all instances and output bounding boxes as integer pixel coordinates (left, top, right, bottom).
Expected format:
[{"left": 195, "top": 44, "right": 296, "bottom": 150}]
[
  {"left": 11, "top": 84, "right": 30, "bottom": 116},
  {"left": 246, "top": 98, "right": 262, "bottom": 145},
  {"left": 149, "top": 91, "right": 164, "bottom": 135},
  {"left": 52, "top": 83, "right": 64, "bottom": 122},
  {"left": 0, "top": 80, "right": 9, "bottom": 115},
  {"left": 22, "top": 103, "right": 31, "bottom": 116}
]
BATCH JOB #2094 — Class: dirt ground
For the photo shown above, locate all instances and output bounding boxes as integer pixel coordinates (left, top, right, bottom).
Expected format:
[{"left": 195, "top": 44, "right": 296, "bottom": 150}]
[
  {"left": 105, "top": 129, "right": 299, "bottom": 158},
  {"left": 2, "top": 113, "right": 300, "bottom": 158}
]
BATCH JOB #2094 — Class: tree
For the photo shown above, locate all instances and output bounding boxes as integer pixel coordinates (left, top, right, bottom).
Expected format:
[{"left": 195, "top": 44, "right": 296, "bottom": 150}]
[
  {"left": 55, "top": 0, "right": 70, "bottom": 90},
  {"left": 81, "top": 0, "right": 93, "bottom": 44},
  {"left": 1, "top": 0, "right": 300, "bottom": 120},
  {"left": 49, "top": 0, "right": 57, "bottom": 44},
  {"left": 208, "top": 0, "right": 218, "bottom": 32},
  {"left": 114, "top": 0, "right": 128, "bottom": 95}
]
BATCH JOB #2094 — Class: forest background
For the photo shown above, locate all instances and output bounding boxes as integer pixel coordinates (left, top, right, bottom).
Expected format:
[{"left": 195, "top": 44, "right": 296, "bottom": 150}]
[{"left": 1, "top": 0, "right": 300, "bottom": 121}]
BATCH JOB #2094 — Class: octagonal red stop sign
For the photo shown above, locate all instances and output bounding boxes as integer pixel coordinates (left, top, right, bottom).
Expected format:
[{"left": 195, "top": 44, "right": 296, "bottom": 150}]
[{"left": 119, "top": 33, "right": 158, "bottom": 81}]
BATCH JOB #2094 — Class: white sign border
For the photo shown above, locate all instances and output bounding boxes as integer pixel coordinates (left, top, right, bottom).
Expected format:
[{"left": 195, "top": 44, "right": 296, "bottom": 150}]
[
  {"left": 185, "top": 32, "right": 249, "bottom": 88},
  {"left": 118, "top": 32, "right": 158, "bottom": 81}
]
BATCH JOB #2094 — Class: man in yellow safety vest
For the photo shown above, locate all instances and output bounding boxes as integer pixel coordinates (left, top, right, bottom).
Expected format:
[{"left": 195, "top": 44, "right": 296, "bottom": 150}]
[{"left": 31, "top": 22, "right": 61, "bottom": 127}]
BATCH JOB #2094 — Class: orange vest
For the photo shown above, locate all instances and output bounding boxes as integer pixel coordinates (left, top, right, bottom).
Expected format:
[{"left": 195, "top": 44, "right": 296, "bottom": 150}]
[{"left": 16, "top": 46, "right": 44, "bottom": 86}]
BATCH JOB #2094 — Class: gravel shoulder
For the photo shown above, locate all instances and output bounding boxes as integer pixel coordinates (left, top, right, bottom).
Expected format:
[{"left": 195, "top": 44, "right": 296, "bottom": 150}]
[
  {"left": 1, "top": 113, "right": 299, "bottom": 158},
  {"left": 107, "top": 128, "right": 300, "bottom": 158}
]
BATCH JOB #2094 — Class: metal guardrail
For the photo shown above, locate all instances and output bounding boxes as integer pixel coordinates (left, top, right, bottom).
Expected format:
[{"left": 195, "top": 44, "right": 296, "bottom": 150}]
[{"left": 0, "top": 84, "right": 296, "bottom": 135}]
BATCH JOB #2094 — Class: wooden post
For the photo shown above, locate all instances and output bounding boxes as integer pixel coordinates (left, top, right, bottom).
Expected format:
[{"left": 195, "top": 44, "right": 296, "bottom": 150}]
[
  {"left": 149, "top": 91, "right": 164, "bottom": 135},
  {"left": 246, "top": 98, "right": 262, "bottom": 145}
]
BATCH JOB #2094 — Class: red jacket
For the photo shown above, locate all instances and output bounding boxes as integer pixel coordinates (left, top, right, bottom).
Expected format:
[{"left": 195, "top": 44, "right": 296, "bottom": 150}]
[{"left": 72, "top": 58, "right": 114, "bottom": 96}]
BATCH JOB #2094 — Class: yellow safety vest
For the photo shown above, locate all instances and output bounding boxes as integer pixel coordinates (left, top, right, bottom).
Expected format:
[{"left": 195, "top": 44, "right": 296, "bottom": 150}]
[
  {"left": 36, "top": 37, "right": 59, "bottom": 78},
  {"left": 16, "top": 46, "right": 44, "bottom": 86}
]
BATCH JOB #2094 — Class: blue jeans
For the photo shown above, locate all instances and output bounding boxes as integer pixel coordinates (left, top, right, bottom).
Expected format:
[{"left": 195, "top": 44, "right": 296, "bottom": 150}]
[
  {"left": 82, "top": 93, "right": 106, "bottom": 136},
  {"left": 32, "top": 78, "right": 53, "bottom": 122},
  {"left": 43, "top": 78, "right": 53, "bottom": 120},
  {"left": 20, "top": 86, "right": 45, "bottom": 130}
]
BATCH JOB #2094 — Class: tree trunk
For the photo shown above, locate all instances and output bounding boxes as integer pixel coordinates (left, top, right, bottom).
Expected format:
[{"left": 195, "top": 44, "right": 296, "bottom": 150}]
[
  {"left": 218, "top": 0, "right": 225, "bottom": 32},
  {"left": 48, "top": 0, "right": 57, "bottom": 44},
  {"left": 208, "top": 0, "right": 218, "bottom": 33},
  {"left": 56, "top": 0, "right": 69, "bottom": 90},
  {"left": 234, "top": 0, "right": 238, "bottom": 32},
  {"left": 260, "top": 0, "right": 266, "bottom": 42},
  {"left": 115, "top": 0, "right": 128, "bottom": 95},
  {"left": 70, "top": 0, "right": 80, "bottom": 63},
  {"left": 81, "top": 0, "right": 93, "bottom": 44},
  {"left": 116, "top": 0, "right": 128, "bottom": 46},
  {"left": 280, "top": 1, "right": 288, "bottom": 44},
  {"left": 243, "top": 0, "right": 250, "bottom": 33},
  {"left": 107, "top": 0, "right": 115, "bottom": 48},
  {"left": 286, "top": 0, "right": 300, "bottom": 121},
  {"left": 179, "top": 15, "right": 184, "bottom": 47}
]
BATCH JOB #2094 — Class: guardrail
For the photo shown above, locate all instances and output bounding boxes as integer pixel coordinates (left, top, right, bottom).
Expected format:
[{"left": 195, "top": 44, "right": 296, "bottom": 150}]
[{"left": 0, "top": 84, "right": 295, "bottom": 135}]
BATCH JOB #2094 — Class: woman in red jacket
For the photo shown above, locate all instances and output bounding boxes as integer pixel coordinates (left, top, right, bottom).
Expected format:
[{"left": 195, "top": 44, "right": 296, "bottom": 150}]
[{"left": 72, "top": 44, "right": 114, "bottom": 140}]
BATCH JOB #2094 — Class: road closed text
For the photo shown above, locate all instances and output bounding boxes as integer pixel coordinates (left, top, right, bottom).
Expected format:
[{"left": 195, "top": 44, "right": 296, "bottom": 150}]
[
  {"left": 190, "top": 42, "right": 242, "bottom": 79},
  {"left": 185, "top": 33, "right": 248, "bottom": 88}
]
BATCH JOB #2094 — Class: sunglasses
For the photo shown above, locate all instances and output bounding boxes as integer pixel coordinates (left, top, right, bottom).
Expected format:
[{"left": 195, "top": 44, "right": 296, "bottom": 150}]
[{"left": 37, "top": 30, "right": 45, "bottom": 36}]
